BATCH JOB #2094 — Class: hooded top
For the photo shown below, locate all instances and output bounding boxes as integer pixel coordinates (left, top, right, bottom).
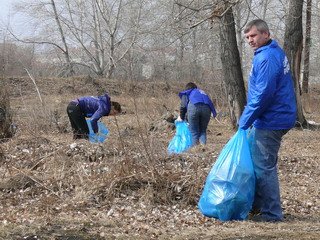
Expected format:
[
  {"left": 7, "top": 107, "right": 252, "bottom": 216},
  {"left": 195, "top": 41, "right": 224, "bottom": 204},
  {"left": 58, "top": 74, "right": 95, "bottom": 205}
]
[
  {"left": 77, "top": 94, "right": 111, "bottom": 133},
  {"left": 238, "top": 40, "right": 296, "bottom": 130},
  {"left": 179, "top": 88, "right": 217, "bottom": 119}
]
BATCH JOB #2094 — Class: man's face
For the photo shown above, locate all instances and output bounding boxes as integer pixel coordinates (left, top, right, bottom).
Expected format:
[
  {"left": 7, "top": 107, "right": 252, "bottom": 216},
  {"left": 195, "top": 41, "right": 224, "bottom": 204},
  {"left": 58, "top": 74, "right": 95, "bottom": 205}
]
[{"left": 245, "top": 26, "right": 270, "bottom": 50}]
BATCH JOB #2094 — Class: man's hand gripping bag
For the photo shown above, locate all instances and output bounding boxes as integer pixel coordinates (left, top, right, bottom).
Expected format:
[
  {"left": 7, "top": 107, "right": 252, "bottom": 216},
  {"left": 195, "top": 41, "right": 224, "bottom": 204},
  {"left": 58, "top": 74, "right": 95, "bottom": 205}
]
[
  {"left": 167, "top": 120, "right": 192, "bottom": 155},
  {"left": 198, "top": 129, "right": 255, "bottom": 221}
]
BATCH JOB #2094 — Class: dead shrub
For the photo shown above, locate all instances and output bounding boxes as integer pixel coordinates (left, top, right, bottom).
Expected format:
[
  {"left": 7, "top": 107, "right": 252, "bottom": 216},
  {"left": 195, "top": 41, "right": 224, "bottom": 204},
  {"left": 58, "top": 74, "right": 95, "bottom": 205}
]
[
  {"left": 87, "top": 137, "right": 209, "bottom": 207},
  {"left": 0, "top": 86, "right": 14, "bottom": 141}
]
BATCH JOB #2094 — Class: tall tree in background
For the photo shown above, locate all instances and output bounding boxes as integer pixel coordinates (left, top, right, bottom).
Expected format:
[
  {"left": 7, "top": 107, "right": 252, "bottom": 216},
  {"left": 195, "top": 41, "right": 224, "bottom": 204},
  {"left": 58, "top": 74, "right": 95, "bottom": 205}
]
[
  {"left": 218, "top": 2, "right": 246, "bottom": 128},
  {"left": 174, "top": 0, "right": 246, "bottom": 128},
  {"left": 302, "top": 0, "right": 312, "bottom": 94},
  {"left": 283, "top": 0, "right": 307, "bottom": 127},
  {"left": 51, "top": 0, "right": 74, "bottom": 77}
]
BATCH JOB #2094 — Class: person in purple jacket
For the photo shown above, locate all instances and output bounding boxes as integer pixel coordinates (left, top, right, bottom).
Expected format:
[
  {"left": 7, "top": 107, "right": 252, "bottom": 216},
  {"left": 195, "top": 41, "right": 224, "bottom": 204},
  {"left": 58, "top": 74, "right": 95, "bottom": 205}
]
[
  {"left": 239, "top": 19, "right": 296, "bottom": 222},
  {"left": 66, "top": 93, "right": 121, "bottom": 140},
  {"left": 177, "top": 82, "right": 217, "bottom": 146}
]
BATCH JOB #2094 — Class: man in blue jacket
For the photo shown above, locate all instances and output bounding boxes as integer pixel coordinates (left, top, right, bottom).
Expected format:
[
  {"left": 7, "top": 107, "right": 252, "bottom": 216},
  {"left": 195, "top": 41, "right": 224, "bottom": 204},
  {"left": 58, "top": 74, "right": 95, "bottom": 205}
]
[
  {"left": 178, "top": 82, "right": 217, "bottom": 146},
  {"left": 238, "top": 19, "right": 296, "bottom": 222},
  {"left": 67, "top": 93, "right": 121, "bottom": 140}
]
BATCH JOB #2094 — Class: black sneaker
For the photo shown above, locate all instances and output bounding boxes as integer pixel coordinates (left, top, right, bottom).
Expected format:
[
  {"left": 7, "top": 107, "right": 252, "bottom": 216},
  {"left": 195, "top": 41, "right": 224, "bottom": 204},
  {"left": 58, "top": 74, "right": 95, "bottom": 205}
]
[
  {"left": 250, "top": 215, "right": 282, "bottom": 223},
  {"left": 248, "top": 208, "right": 262, "bottom": 217}
]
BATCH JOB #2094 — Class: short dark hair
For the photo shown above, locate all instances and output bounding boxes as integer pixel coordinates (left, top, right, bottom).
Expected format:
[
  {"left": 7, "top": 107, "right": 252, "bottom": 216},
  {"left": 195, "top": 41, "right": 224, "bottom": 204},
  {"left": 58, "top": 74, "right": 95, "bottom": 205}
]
[
  {"left": 111, "top": 101, "right": 121, "bottom": 113},
  {"left": 185, "top": 82, "right": 198, "bottom": 90},
  {"left": 244, "top": 19, "right": 270, "bottom": 35}
]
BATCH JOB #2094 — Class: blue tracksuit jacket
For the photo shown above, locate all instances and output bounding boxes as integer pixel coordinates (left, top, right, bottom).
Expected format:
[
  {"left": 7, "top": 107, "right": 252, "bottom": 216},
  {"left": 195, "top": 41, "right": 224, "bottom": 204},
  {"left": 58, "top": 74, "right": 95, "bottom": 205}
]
[{"left": 238, "top": 40, "right": 296, "bottom": 130}]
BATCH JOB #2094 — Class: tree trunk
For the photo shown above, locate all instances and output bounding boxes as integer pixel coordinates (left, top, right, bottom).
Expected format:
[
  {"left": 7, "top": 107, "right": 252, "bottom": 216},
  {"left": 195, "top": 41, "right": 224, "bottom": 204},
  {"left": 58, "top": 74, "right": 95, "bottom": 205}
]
[
  {"left": 262, "top": 0, "right": 269, "bottom": 20},
  {"left": 218, "top": 6, "right": 247, "bottom": 129},
  {"left": 177, "top": 4, "right": 185, "bottom": 81},
  {"left": 283, "top": 0, "right": 307, "bottom": 127},
  {"left": 302, "top": 0, "right": 312, "bottom": 94},
  {"left": 51, "top": 0, "right": 74, "bottom": 77}
]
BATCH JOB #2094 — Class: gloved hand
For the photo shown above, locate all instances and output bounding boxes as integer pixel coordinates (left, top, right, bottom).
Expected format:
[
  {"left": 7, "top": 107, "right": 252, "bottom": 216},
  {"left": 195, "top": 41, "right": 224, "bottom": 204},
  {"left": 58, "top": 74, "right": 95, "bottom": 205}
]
[{"left": 177, "top": 116, "right": 183, "bottom": 122}]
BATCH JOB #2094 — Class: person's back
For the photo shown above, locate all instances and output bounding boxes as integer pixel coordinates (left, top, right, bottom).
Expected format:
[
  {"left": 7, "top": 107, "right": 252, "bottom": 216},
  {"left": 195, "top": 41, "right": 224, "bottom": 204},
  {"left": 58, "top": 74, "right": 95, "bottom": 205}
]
[
  {"left": 178, "top": 82, "right": 217, "bottom": 146},
  {"left": 78, "top": 94, "right": 111, "bottom": 118}
]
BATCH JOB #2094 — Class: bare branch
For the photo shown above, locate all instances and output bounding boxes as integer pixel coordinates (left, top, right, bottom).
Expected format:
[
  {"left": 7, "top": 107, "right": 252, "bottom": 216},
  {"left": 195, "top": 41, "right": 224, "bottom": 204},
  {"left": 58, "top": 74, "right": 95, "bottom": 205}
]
[{"left": 9, "top": 29, "right": 66, "bottom": 54}]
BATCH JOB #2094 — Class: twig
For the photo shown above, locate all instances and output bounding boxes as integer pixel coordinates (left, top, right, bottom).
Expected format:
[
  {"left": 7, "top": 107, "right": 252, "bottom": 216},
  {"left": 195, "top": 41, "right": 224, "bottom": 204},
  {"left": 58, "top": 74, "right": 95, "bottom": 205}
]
[
  {"left": 29, "top": 146, "right": 64, "bottom": 170},
  {"left": 12, "top": 167, "right": 62, "bottom": 200},
  {"left": 25, "top": 68, "right": 43, "bottom": 105}
]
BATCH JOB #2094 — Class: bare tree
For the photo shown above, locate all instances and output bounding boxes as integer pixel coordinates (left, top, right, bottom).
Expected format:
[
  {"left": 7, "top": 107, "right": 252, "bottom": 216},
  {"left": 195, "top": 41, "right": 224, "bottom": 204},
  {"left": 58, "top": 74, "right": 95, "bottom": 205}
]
[
  {"left": 261, "top": 0, "right": 270, "bottom": 20},
  {"left": 218, "top": 2, "right": 246, "bottom": 128},
  {"left": 176, "top": 3, "right": 185, "bottom": 80},
  {"left": 60, "top": 0, "right": 106, "bottom": 76},
  {"left": 173, "top": 1, "right": 246, "bottom": 128},
  {"left": 7, "top": 1, "right": 76, "bottom": 77},
  {"left": 9, "top": 0, "right": 143, "bottom": 78},
  {"left": 283, "top": 0, "right": 307, "bottom": 127},
  {"left": 233, "top": 0, "right": 252, "bottom": 71},
  {"left": 51, "top": 0, "right": 74, "bottom": 76},
  {"left": 96, "top": 0, "right": 141, "bottom": 78},
  {"left": 302, "top": 0, "right": 312, "bottom": 94}
]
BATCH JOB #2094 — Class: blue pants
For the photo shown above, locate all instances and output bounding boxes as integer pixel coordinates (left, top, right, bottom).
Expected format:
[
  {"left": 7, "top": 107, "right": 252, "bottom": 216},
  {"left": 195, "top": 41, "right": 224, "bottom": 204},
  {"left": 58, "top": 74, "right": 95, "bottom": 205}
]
[
  {"left": 187, "top": 103, "right": 211, "bottom": 146},
  {"left": 249, "top": 128, "right": 289, "bottom": 221}
]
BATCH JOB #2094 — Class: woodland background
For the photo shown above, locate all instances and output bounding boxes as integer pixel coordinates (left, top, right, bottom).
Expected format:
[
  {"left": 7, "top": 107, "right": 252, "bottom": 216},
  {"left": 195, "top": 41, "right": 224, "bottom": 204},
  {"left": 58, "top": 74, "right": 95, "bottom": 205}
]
[
  {"left": 0, "top": 0, "right": 319, "bottom": 239},
  {"left": 1, "top": 0, "right": 320, "bottom": 84}
]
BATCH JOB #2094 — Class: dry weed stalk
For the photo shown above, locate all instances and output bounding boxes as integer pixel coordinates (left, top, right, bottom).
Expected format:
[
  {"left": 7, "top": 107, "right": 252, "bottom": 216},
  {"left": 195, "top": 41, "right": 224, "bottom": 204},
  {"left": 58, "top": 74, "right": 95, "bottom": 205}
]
[{"left": 25, "top": 68, "right": 43, "bottom": 105}]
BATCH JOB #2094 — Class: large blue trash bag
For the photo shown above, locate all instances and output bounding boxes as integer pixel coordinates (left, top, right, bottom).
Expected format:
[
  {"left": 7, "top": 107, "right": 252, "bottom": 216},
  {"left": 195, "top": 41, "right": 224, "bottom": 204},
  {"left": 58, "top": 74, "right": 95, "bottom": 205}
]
[
  {"left": 86, "top": 120, "right": 109, "bottom": 143},
  {"left": 198, "top": 129, "right": 255, "bottom": 221},
  {"left": 167, "top": 120, "right": 193, "bottom": 155}
]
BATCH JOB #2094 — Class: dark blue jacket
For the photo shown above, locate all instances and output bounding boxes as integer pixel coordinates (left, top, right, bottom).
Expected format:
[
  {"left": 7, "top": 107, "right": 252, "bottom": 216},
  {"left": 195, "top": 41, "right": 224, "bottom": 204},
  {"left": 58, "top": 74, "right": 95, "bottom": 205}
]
[
  {"left": 238, "top": 40, "right": 296, "bottom": 130},
  {"left": 179, "top": 88, "right": 217, "bottom": 118},
  {"left": 78, "top": 94, "right": 111, "bottom": 133}
]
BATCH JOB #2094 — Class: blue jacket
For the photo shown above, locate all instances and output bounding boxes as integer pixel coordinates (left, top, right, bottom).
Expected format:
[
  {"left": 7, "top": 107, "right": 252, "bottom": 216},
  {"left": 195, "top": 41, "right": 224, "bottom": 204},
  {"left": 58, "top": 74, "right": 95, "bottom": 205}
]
[
  {"left": 78, "top": 94, "right": 111, "bottom": 133},
  {"left": 179, "top": 88, "right": 217, "bottom": 118},
  {"left": 238, "top": 40, "right": 296, "bottom": 130}
]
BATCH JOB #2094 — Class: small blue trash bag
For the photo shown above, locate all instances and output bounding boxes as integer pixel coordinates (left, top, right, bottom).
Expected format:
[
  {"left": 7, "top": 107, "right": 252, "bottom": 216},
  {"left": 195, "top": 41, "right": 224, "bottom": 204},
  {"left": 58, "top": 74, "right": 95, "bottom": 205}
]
[
  {"left": 86, "top": 120, "right": 109, "bottom": 143},
  {"left": 198, "top": 129, "right": 255, "bottom": 221},
  {"left": 167, "top": 120, "right": 193, "bottom": 155}
]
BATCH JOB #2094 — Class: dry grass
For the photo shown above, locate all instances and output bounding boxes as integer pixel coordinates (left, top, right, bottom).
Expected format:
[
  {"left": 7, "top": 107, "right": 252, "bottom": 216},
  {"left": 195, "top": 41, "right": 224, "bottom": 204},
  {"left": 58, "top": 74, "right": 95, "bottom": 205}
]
[{"left": 0, "top": 77, "right": 319, "bottom": 239}]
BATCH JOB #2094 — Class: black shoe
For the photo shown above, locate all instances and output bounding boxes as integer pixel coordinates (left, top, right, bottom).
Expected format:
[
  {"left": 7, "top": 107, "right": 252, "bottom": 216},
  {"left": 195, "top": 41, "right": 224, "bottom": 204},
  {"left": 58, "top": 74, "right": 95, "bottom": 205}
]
[
  {"left": 249, "top": 208, "right": 262, "bottom": 216},
  {"left": 250, "top": 215, "right": 282, "bottom": 223}
]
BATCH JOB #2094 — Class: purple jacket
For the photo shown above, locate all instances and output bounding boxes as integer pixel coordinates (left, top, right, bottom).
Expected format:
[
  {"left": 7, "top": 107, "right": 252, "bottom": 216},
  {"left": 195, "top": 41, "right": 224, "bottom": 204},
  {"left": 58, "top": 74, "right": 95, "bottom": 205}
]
[
  {"left": 179, "top": 88, "right": 217, "bottom": 118},
  {"left": 77, "top": 94, "right": 111, "bottom": 133}
]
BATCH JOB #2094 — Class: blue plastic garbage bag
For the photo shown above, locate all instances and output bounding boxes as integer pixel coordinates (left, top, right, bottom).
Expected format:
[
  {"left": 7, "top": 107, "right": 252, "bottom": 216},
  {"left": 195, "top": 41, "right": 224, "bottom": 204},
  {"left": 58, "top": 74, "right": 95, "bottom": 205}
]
[
  {"left": 167, "top": 120, "right": 193, "bottom": 155},
  {"left": 198, "top": 129, "right": 255, "bottom": 221},
  {"left": 86, "top": 120, "right": 109, "bottom": 143}
]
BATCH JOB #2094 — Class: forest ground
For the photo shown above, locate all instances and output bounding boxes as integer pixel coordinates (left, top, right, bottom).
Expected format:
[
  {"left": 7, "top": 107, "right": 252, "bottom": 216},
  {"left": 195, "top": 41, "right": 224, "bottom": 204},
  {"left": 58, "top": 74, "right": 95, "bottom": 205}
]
[{"left": 0, "top": 76, "right": 319, "bottom": 240}]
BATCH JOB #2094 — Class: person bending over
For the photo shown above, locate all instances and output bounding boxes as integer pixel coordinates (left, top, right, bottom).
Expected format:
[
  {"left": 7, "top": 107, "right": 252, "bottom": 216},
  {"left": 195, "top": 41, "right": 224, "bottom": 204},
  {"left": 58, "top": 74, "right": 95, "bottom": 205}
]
[
  {"left": 178, "top": 82, "right": 217, "bottom": 146},
  {"left": 67, "top": 93, "right": 121, "bottom": 140}
]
